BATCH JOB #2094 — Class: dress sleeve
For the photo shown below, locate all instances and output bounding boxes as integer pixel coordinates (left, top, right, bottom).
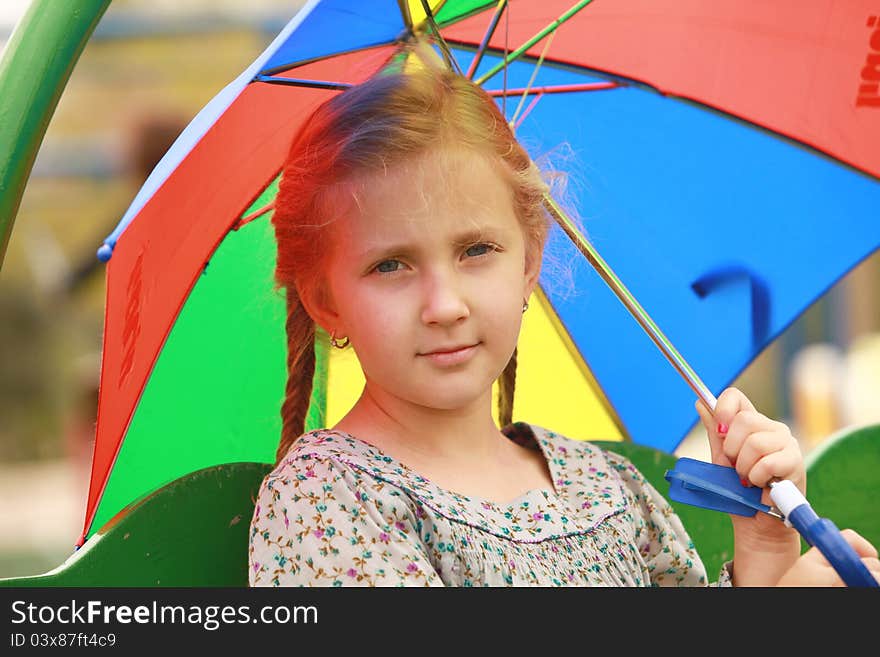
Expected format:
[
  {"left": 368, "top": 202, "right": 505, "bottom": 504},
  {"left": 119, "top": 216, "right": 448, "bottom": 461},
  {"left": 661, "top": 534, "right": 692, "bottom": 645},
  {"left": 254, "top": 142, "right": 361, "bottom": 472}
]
[
  {"left": 248, "top": 454, "right": 443, "bottom": 587},
  {"left": 605, "top": 450, "right": 731, "bottom": 586}
]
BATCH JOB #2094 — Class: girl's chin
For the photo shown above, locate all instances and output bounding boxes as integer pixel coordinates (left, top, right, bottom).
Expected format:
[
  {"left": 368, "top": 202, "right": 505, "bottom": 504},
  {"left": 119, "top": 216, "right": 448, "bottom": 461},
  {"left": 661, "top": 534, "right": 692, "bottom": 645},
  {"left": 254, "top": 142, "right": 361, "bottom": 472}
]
[{"left": 409, "top": 382, "right": 500, "bottom": 412}]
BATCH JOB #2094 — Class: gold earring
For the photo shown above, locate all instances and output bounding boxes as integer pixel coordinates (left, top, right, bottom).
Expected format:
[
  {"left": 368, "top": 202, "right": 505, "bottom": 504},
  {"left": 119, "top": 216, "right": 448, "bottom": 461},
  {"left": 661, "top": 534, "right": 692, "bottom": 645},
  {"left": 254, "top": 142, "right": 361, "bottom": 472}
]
[
  {"left": 329, "top": 330, "right": 350, "bottom": 349},
  {"left": 522, "top": 298, "right": 529, "bottom": 313}
]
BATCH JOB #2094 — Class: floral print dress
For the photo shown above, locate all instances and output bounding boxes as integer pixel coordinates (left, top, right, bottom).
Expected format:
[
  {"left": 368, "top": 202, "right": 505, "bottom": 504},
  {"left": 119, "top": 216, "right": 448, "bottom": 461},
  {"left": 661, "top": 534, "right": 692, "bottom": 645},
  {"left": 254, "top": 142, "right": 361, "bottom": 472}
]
[{"left": 248, "top": 421, "right": 732, "bottom": 587}]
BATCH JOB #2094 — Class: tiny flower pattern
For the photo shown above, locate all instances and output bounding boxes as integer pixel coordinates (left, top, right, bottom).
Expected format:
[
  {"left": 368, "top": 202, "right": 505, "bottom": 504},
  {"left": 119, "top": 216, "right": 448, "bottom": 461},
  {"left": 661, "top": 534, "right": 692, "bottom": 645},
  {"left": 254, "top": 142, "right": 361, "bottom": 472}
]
[{"left": 248, "top": 422, "right": 732, "bottom": 587}]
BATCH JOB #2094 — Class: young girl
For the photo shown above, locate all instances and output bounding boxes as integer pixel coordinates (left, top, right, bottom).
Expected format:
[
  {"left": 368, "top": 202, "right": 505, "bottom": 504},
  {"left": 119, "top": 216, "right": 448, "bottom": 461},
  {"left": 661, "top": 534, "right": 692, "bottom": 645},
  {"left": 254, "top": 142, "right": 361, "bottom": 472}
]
[{"left": 248, "top": 42, "right": 879, "bottom": 587}]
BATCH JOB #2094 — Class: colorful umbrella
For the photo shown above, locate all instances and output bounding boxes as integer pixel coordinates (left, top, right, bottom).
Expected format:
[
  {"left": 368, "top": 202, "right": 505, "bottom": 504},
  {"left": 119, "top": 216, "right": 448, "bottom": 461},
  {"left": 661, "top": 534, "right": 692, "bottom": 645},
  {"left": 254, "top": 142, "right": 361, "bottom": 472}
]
[{"left": 4, "top": 1, "right": 877, "bottom": 547}]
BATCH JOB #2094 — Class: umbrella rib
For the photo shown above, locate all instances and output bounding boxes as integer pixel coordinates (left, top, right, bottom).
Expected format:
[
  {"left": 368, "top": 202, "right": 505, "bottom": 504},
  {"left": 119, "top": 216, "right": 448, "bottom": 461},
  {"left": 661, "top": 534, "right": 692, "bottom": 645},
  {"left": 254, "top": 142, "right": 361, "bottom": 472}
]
[
  {"left": 234, "top": 201, "right": 275, "bottom": 230},
  {"left": 466, "top": 0, "right": 508, "bottom": 81},
  {"left": 474, "top": 0, "right": 597, "bottom": 87},
  {"left": 508, "top": 29, "right": 555, "bottom": 130},
  {"left": 418, "top": 0, "right": 463, "bottom": 74},
  {"left": 512, "top": 91, "right": 543, "bottom": 131},
  {"left": 253, "top": 75, "right": 353, "bottom": 91},
  {"left": 485, "top": 81, "right": 617, "bottom": 97},
  {"left": 396, "top": 0, "right": 414, "bottom": 33},
  {"left": 258, "top": 42, "right": 405, "bottom": 79},
  {"left": 502, "top": 0, "right": 508, "bottom": 118}
]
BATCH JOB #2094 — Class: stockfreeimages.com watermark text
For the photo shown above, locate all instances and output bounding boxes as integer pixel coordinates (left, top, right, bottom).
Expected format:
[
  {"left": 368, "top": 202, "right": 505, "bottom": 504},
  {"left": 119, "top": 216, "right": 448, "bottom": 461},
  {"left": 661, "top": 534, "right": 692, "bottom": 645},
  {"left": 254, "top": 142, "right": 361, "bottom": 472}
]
[{"left": 10, "top": 599, "right": 317, "bottom": 632}]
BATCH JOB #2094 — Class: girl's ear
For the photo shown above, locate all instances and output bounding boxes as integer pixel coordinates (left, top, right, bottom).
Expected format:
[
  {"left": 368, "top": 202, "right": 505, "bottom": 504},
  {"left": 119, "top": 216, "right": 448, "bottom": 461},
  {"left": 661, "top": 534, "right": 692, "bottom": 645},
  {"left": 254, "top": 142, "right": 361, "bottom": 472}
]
[
  {"left": 296, "top": 281, "right": 343, "bottom": 337},
  {"left": 523, "top": 244, "right": 542, "bottom": 300}
]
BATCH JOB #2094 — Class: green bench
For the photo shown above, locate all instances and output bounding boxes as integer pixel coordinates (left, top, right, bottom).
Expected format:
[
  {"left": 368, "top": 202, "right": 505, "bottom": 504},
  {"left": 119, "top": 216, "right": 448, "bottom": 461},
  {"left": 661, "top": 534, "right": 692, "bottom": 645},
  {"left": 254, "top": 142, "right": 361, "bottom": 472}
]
[
  {"left": 0, "top": 462, "right": 271, "bottom": 587},
  {"left": 2, "top": 425, "right": 876, "bottom": 587}
]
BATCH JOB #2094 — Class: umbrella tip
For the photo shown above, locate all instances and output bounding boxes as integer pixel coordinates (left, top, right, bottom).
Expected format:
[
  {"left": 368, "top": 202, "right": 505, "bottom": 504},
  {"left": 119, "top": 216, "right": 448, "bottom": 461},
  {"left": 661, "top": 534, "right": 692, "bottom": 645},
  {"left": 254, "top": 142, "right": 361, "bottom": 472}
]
[{"left": 96, "top": 242, "right": 114, "bottom": 263}]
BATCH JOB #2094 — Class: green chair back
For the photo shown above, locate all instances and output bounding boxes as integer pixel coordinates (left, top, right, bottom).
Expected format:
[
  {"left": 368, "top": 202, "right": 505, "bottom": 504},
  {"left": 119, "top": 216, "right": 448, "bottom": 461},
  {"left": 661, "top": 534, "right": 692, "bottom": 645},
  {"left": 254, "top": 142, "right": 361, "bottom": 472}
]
[
  {"left": 0, "top": 462, "right": 272, "bottom": 587},
  {"left": 804, "top": 423, "right": 880, "bottom": 549}
]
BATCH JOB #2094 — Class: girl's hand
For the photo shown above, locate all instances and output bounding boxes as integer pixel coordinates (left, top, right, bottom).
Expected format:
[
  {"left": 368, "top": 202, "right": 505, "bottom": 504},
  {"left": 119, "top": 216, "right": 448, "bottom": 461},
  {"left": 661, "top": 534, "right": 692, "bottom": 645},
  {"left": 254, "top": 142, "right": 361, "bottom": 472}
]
[
  {"left": 694, "top": 387, "right": 805, "bottom": 493},
  {"left": 776, "top": 529, "right": 880, "bottom": 587},
  {"left": 694, "top": 387, "right": 805, "bottom": 586}
]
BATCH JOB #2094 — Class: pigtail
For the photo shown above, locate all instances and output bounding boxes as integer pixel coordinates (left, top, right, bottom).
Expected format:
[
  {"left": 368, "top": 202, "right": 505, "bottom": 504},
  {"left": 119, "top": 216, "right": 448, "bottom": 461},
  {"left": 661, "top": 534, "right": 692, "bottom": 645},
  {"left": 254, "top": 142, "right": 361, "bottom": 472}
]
[
  {"left": 276, "top": 289, "right": 317, "bottom": 465},
  {"left": 497, "top": 346, "right": 518, "bottom": 428}
]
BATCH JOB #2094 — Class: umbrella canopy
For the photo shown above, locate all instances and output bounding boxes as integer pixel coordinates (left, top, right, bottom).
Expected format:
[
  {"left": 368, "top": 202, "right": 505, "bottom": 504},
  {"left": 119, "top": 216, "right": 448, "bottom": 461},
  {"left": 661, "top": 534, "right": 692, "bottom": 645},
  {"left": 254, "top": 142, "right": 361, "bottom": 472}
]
[{"left": 71, "top": 0, "right": 879, "bottom": 545}]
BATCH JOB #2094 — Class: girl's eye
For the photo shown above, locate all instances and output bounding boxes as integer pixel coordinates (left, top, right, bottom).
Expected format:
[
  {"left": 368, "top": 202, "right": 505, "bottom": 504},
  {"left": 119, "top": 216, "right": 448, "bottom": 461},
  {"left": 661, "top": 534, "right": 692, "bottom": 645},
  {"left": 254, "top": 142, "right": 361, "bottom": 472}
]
[
  {"left": 464, "top": 243, "right": 496, "bottom": 258},
  {"left": 375, "top": 259, "right": 403, "bottom": 274},
  {"left": 372, "top": 243, "right": 496, "bottom": 275}
]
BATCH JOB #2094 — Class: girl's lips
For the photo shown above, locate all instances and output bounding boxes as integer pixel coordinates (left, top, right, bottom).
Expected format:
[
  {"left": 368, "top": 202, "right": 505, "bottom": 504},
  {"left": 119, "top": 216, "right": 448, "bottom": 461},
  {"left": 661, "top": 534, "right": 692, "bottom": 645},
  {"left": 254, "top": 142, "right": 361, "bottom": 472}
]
[{"left": 419, "top": 343, "right": 479, "bottom": 366}]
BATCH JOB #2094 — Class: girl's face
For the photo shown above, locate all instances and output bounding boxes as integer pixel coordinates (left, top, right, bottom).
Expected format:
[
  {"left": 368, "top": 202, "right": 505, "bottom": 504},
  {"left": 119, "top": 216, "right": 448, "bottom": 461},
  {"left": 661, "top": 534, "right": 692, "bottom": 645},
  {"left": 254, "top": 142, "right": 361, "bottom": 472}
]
[{"left": 308, "top": 148, "right": 541, "bottom": 416}]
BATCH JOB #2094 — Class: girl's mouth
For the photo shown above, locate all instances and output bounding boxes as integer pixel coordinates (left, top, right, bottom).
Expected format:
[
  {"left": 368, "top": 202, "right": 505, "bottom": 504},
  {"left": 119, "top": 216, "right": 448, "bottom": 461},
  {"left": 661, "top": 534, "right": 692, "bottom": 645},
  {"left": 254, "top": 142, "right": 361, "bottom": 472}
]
[{"left": 419, "top": 343, "right": 479, "bottom": 366}]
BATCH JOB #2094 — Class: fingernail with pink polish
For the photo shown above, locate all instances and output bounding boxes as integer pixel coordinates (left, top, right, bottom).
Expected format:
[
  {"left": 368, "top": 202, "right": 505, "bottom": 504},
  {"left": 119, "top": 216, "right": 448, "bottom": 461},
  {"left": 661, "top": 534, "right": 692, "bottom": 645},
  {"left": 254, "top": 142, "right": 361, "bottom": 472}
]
[
  {"left": 740, "top": 478, "right": 750, "bottom": 487},
  {"left": 717, "top": 423, "right": 728, "bottom": 435}
]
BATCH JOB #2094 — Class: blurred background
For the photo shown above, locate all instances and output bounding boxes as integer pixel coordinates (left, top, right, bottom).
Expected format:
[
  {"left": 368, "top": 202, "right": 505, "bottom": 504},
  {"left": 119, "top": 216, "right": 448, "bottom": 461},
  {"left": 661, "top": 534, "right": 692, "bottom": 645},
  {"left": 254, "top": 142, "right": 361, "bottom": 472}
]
[
  {"left": 1, "top": 0, "right": 878, "bottom": 578},
  {"left": 0, "top": 0, "right": 306, "bottom": 578}
]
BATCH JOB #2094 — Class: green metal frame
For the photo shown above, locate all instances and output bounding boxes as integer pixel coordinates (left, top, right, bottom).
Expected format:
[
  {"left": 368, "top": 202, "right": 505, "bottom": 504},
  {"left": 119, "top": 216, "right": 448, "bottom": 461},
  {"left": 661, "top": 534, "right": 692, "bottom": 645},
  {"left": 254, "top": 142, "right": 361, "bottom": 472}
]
[{"left": 0, "top": 0, "right": 112, "bottom": 270}]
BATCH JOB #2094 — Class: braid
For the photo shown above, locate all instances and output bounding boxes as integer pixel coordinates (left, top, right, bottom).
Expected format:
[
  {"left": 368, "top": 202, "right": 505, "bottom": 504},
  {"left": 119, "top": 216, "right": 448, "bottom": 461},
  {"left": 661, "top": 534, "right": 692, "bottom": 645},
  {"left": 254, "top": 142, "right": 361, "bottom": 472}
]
[
  {"left": 497, "top": 346, "right": 518, "bottom": 428},
  {"left": 276, "top": 290, "right": 316, "bottom": 466}
]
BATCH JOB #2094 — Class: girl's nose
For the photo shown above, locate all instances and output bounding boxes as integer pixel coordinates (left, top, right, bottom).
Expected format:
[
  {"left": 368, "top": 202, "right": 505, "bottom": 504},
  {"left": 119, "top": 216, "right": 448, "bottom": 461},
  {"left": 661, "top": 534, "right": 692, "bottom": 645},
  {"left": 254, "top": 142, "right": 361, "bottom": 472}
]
[{"left": 420, "top": 272, "right": 470, "bottom": 326}]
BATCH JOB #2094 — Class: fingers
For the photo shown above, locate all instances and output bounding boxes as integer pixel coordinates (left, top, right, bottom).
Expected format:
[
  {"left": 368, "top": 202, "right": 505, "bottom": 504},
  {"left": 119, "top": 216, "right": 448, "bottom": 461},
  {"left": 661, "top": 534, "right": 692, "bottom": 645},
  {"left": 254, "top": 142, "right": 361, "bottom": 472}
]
[
  {"left": 780, "top": 534, "right": 880, "bottom": 587},
  {"left": 718, "top": 410, "right": 772, "bottom": 463},
  {"left": 726, "top": 427, "right": 802, "bottom": 486},
  {"left": 694, "top": 397, "right": 713, "bottom": 433},
  {"left": 863, "top": 559, "right": 880, "bottom": 585},
  {"left": 694, "top": 398, "right": 728, "bottom": 466},
  {"left": 836, "top": 529, "right": 880, "bottom": 585},
  {"left": 713, "top": 387, "right": 756, "bottom": 430},
  {"left": 694, "top": 387, "right": 756, "bottom": 468},
  {"left": 740, "top": 442, "right": 803, "bottom": 488},
  {"left": 839, "top": 528, "right": 879, "bottom": 560},
  {"left": 808, "top": 529, "right": 880, "bottom": 586},
  {"left": 694, "top": 387, "right": 803, "bottom": 489},
  {"left": 793, "top": 547, "right": 849, "bottom": 587},
  {"left": 725, "top": 414, "right": 803, "bottom": 488}
]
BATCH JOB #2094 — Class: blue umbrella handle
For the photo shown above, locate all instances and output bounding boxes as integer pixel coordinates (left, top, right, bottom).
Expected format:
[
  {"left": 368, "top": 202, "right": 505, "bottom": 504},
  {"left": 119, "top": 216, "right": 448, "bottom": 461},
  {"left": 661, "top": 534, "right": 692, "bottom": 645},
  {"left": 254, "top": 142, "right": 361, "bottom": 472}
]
[{"left": 769, "top": 480, "right": 879, "bottom": 588}]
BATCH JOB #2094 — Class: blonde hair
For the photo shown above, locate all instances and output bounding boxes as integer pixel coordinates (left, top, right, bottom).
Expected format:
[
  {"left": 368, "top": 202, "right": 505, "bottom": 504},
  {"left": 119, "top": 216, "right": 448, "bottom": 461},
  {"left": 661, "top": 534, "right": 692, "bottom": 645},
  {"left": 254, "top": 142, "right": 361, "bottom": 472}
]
[{"left": 271, "top": 42, "right": 552, "bottom": 464}]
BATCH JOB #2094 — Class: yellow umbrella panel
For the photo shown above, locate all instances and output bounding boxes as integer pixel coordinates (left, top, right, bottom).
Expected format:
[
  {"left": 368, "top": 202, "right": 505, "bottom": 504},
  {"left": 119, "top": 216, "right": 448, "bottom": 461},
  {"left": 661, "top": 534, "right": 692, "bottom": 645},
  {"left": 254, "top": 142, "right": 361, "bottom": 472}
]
[{"left": 325, "top": 285, "right": 624, "bottom": 442}]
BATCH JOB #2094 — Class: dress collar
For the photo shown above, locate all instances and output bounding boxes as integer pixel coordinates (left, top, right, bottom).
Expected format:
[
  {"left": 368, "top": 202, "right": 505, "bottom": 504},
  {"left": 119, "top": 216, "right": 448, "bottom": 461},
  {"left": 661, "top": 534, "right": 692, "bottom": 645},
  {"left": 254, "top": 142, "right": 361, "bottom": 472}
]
[{"left": 285, "top": 422, "right": 629, "bottom": 543}]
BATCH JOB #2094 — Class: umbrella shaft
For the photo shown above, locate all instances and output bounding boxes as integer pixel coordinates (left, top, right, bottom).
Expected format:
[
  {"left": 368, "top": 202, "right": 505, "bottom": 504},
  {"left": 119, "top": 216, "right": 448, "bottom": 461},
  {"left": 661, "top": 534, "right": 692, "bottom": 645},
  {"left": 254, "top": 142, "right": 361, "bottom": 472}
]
[{"left": 541, "top": 194, "right": 718, "bottom": 413}]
